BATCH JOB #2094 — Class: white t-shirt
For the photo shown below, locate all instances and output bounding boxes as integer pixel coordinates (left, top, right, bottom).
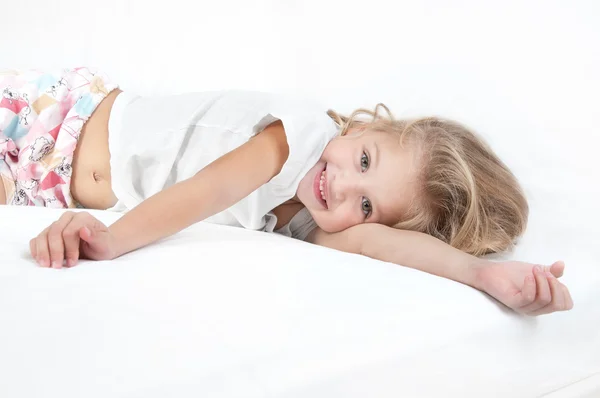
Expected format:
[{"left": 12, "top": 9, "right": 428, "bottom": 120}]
[{"left": 107, "top": 90, "right": 339, "bottom": 239}]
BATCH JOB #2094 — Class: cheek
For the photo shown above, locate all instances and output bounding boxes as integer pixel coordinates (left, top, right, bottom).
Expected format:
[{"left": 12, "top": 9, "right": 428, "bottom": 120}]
[{"left": 319, "top": 207, "right": 361, "bottom": 232}]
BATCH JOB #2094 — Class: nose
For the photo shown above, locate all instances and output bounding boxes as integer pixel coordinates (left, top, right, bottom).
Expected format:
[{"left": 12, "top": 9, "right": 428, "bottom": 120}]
[{"left": 332, "top": 171, "right": 362, "bottom": 202}]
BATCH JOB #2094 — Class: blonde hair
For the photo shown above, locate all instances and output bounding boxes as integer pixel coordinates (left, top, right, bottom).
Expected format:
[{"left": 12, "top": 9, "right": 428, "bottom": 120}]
[{"left": 327, "top": 105, "right": 528, "bottom": 256}]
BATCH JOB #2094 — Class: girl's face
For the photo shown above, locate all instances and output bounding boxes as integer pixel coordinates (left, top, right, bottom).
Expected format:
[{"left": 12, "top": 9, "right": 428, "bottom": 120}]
[{"left": 296, "top": 129, "right": 422, "bottom": 233}]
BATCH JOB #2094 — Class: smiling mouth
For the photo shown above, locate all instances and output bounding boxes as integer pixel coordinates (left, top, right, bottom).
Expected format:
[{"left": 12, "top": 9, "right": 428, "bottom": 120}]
[
  {"left": 319, "top": 170, "right": 327, "bottom": 202},
  {"left": 315, "top": 163, "right": 329, "bottom": 209}
]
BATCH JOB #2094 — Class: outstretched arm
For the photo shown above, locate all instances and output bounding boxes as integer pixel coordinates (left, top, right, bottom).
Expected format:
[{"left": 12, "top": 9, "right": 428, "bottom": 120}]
[{"left": 308, "top": 223, "right": 573, "bottom": 315}]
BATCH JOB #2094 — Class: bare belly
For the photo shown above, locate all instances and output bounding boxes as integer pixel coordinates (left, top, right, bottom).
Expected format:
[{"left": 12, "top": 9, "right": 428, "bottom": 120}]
[
  {"left": 70, "top": 89, "right": 122, "bottom": 209},
  {"left": 0, "top": 90, "right": 120, "bottom": 208},
  {"left": 0, "top": 90, "right": 121, "bottom": 208}
]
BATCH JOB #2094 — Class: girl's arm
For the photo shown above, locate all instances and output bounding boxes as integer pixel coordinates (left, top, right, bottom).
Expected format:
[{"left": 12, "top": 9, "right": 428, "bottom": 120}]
[
  {"left": 308, "top": 224, "right": 573, "bottom": 315},
  {"left": 108, "top": 121, "right": 288, "bottom": 257},
  {"left": 30, "top": 121, "right": 289, "bottom": 266}
]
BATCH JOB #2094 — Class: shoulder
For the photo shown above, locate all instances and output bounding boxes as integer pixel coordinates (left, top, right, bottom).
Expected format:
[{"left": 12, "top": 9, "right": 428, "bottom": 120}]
[
  {"left": 213, "top": 90, "right": 337, "bottom": 145},
  {"left": 248, "top": 120, "right": 289, "bottom": 177}
]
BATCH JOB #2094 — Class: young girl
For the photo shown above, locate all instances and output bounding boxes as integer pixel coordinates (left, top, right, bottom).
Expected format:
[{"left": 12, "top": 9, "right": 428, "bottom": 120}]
[{"left": 1, "top": 67, "right": 573, "bottom": 316}]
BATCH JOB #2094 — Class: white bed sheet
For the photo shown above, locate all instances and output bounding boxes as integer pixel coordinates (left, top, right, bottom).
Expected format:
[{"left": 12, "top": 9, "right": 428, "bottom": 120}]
[{"left": 0, "top": 206, "right": 598, "bottom": 398}]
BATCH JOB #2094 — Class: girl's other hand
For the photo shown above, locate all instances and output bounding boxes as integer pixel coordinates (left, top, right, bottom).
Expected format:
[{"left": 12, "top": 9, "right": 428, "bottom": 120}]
[
  {"left": 29, "top": 211, "right": 117, "bottom": 269},
  {"left": 476, "top": 260, "right": 574, "bottom": 315}
]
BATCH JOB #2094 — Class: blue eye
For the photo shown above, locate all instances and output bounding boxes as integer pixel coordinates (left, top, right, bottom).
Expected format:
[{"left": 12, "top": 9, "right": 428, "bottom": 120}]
[
  {"left": 362, "top": 197, "right": 372, "bottom": 217},
  {"left": 361, "top": 151, "right": 369, "bottom": 172}
]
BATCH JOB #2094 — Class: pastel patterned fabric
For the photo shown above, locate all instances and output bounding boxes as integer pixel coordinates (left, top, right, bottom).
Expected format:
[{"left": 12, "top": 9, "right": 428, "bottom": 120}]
[{"left": 0, "top": 67, "right": 117, "bottom": 207}]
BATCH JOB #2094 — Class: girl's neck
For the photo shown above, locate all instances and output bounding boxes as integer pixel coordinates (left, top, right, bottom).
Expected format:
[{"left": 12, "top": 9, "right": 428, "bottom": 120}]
[{"left": 273, "top": 200, "right": 305, "bottom": 229}]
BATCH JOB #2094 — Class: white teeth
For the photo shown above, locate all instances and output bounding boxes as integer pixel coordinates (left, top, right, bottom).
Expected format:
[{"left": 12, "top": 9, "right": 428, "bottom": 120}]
[{"left": 319, "top": 171, "right": 327, "bottom": 202}]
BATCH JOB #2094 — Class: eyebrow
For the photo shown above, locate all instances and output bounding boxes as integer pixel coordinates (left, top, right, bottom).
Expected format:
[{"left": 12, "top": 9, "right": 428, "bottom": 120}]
[
  {"left": 370, "top": 141, "right": 381, "bottom": 223},
  {"left": 373, "top": 141, "right": 380, "bottom": 171}
]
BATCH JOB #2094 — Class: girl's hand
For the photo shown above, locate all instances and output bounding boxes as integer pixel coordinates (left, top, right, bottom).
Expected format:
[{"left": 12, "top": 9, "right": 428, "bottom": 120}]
[
  {"left": 30, "top": 211, "right": 117, "bottom": 269},
  {"left": 476, "top": 260, "right": 574, "bottom": 315}
]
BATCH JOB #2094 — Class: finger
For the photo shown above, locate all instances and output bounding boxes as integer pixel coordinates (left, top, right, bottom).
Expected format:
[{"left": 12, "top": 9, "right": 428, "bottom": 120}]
[
  {"left": 546, "top": 272, "right": 565, "bottom": 311},
  {"left": 530, "top": 273, "right": 566, "bottom": 315},
  {"left": 548, "top": 261, "right": 565, "bottom": 278},
  {"left": 520, "top": 266, "right": 552, "bottom": 313},
  {"left": 79, "top": 226, "right": 93, "bottom": 241},
  {"left": 563, "top": 284, "right": 574, "bottom": 310},
  {"left": 76, "top": 214, "right": 107, "bottom": 246},
  {"left": 514, "top": 274, "right": 537, "bottom": 310},
  {"left": 62, "top": 212, "right": 96, "bottom": 266},
  {"left": 35, "top": 227, "right": 51, "bottom": 268},
  {"left": 48, "top": 212, "right": 77, "bottom": 269}
]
